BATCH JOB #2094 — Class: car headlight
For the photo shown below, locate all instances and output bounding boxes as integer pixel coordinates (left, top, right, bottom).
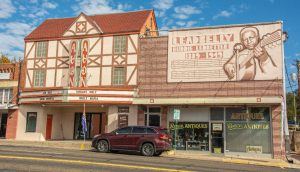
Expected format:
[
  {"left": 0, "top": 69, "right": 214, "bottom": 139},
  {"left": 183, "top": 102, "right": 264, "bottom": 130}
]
[{"left": 93, "top": 134, "right": 101, "bottom": 138}]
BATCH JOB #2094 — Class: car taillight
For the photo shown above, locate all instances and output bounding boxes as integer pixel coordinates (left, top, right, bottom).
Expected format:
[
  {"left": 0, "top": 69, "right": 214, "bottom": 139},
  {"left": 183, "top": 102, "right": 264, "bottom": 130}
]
[{"left": 158, "top": 134, "right": 169, "bottom": 139}]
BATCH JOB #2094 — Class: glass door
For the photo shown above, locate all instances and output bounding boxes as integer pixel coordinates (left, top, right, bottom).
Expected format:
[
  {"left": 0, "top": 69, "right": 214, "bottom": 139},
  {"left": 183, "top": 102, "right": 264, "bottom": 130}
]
[
  {"left": 73, "top": 113, "right": 93, "bottom": 139},
  {"left": 211, "top": 123, "right": 224, "bottom": 154}
]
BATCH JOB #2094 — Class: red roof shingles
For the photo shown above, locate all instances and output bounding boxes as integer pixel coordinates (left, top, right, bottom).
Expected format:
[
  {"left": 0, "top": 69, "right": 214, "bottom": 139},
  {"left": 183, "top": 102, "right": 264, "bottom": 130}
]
[{"left": 25, "top": 10, "right": 152, "bottom": 40}]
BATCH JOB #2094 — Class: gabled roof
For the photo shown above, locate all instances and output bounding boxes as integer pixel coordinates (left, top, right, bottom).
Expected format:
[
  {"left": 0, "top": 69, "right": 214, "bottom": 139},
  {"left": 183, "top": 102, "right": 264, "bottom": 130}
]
[{"left": 25, "top": 9, "right": 153, "bottom": 40}]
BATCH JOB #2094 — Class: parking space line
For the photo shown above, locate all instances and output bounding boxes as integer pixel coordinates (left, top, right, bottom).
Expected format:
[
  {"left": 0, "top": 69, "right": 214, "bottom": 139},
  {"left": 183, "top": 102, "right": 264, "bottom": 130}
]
[{"left": 0, "top": 155, "right": 195, "bottom": 172}]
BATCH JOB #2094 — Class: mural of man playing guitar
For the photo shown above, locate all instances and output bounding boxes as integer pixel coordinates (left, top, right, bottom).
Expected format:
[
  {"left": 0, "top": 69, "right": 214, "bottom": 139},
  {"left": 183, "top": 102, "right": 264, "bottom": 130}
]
[{"left": 223, "top": 27, "right": 280, "bottom": 81}]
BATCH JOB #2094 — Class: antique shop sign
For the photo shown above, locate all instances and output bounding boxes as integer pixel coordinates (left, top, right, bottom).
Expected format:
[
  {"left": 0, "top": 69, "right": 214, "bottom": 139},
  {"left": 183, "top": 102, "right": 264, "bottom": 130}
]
[
  {"left": 170, "top": 123, "right": 208, "bottom": 130},
  {"left": 246, "top": 146, "right": 262, "bottom": 153},
  {"left": 227, "top": 123, "right": 269, "bottom": 130}
]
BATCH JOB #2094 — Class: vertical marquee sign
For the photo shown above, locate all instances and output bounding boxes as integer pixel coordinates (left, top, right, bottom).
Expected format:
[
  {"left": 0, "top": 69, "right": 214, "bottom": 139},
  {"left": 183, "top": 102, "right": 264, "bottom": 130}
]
[
  {"left": 69, "top": 39, "right": 79, "bottom": 87},
  {"left": 80, "top": 39, "right": 90, "bottom": 87}
]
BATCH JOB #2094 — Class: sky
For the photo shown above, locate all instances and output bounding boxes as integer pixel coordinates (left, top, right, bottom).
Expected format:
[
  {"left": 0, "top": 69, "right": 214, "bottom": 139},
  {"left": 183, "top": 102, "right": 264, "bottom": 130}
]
[{"left": 0, "top": 0, "right": 299, "bottom": 92}]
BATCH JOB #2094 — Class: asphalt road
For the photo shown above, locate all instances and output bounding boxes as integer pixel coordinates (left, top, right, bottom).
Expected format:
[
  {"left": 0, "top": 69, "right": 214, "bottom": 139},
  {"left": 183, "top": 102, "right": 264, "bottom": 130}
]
[{"left": 0, "top": 145, "right": 297, "bottom": 172}]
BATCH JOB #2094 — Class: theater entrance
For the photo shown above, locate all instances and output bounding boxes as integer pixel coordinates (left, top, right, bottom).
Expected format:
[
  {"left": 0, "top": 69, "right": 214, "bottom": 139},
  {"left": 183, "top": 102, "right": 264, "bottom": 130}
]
[{"left": 73, "top": 113, "right": 106, "bottom": 139}]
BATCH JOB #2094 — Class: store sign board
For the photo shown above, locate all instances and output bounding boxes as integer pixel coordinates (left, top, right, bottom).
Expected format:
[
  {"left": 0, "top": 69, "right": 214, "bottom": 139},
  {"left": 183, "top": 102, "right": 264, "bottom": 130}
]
[
  {"left": 212, "top": 123, "right": 223, "bottom": 131},
  {"left": 0, "top": 73, "right": 10, "bottom": 79},
  {"left": 174, "top": 109, "right": 180, "bottom": 119},
  {"left": 246, "top": 146, "right": 262, "bottom": 153},
  {"left": 168, "top": 23, "right": 282, "bottom": 83},
  {"left": 169, "top": 123, "right": 208, "bottom": 130},
  {"left": 227, "top": 123, "right": 269, "bottom": 130}
]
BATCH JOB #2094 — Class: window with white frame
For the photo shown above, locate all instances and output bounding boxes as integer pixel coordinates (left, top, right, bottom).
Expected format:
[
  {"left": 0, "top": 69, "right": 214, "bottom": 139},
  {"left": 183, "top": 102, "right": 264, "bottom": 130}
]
[
  {"left": 0, "top": 88, "right": 13, "bottom": 104},
  {"left": 113, "top": 67, "right": 125, "bottom": 85},
  {"left": 36, "top": 41, "right": 47, "bottom": 58},
  {"left": 144, "top": 107, "right": 161, "bottom": 127},
  {"left": 34, "top": 70, "right": 45, "bottom": 87},
  {"left": 114, "top": 35, "right": 126, "bottom": 53}
]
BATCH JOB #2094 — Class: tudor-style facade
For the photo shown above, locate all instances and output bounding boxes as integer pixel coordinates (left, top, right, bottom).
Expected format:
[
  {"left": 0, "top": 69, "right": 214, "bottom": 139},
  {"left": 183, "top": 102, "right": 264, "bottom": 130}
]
[{"left": 17, "top": 10, "right": 158, "bottom": 141}]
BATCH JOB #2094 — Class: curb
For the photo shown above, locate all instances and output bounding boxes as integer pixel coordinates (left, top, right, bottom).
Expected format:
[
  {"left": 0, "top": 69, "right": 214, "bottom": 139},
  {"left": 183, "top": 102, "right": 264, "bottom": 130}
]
[{"left": 223, "top": 159, "right": 290, "bottom": 168}]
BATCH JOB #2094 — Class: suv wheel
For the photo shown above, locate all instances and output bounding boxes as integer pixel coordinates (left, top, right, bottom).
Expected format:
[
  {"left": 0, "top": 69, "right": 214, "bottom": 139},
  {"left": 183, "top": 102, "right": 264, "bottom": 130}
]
[
  {"left": 141, "top": 143, "right": 154, "bottom": 156},
  {"left": 97, "top": 140, "right": 108, "bottom": 153},
  {"left": 153, "top": 151, "right": 163, "bottom": 156}
]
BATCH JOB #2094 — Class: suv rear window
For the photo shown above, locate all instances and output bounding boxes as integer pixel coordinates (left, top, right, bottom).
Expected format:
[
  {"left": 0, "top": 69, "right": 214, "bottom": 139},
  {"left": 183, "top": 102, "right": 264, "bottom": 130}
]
[
  {"left": 160, "top": 129, "right": 170, "bottom": 136},
  {"left": 146, "top": 128, "right": 157, "bottom": 134},
  {"left": 132, "top": 127, "right": 146, "bottom": 134}
]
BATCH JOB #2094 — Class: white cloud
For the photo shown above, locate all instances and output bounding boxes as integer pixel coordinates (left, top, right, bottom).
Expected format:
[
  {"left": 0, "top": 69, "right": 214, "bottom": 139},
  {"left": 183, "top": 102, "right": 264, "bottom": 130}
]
[
  {"left": 166, "top": 19, "right": 173, "bottom": 25},
  {"left": 186, "top": 21, "right": 197, "bottom": 28},
  {"left": 42, "top": 2, "right": 58, "bottom": 9},
  {"left": 270, "top": 0, "right": 274, "bottom": 3},
  {"left": 213, "top": 11, "right": 232, "bottom": 20},
  {"left": 30, "top": 0, "right": 38, "bottom": 3},
  {"left": 172, "top": 14, "right": 188, "bottom": 19},
  {"left": 195, "top": 0, "right": 209, "bottom": 9},
  {"left": 36, "top": 9, "right": 49, "bottom": 16},
  {"left": 28, "top": 14, "right": 36, "bottom": 18},
  {"left": 19, "top": 5, "right": 26, "bottom": 10},
  {"left": 152, "top": 0, "right": 173, "bottom": 11},
  {"left": 0, "top": 0, "right": 17, "bottom": 18},
  {"left": 176, "top": 21, "right": 185, "bottom": 26},
  {"left": 117, "top": 4, "right": 131, "bottom": 10},
  {"left": 174, "top": 5, "right": 202, "bottom": 15},
  {"left": 171, "top": 26, "right": 177, "bottom": 29},
  {"left": 155, "top": 11, "right": 165, "bottom": 17},
  {"left": 0, "top": 22, "right": 36, "bottom": 36},
  {"left": 72, "top": 0, "right": 126, "bottom": 15},
  {"left": 290, "top": 65, "right": 296, "bottom": 69},
  {"left": 0, "top": 33, "right": 25, "bottom": 58},
  {"left": 20, "top": 13, "right": 26, "bottom": 17},
  {"left": 200, "top": 17, "right": 204, "bottom": 20},
  {"left": 139, "top": 6, "right": 144, "bottom": 10},
  {"left": 295, "top": 53, "right": 300, "bottom": 56}
]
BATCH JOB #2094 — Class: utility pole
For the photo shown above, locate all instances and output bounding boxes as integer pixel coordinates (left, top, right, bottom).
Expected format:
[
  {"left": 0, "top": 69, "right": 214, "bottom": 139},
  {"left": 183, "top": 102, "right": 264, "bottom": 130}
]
[{"left": 293, "top": 59, "right": 300, "bottom": 123}]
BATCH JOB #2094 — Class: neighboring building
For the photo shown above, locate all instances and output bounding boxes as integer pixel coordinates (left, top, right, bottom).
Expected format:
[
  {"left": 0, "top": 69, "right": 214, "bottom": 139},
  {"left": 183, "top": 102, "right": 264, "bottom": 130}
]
[
  {"left": 0, "top": 63, "right": 20, "bottom": 139},
  {"left": 18, "top": 9, "right": 158, "bottom": 141},
  {"left": 135, "top": 21, "right": 285, "bottom": 159}
]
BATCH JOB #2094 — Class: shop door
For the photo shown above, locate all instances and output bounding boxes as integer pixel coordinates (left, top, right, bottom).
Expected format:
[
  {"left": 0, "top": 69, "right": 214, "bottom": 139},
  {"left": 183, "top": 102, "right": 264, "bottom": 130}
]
[
  {"left": 211, "top": 123, "right": 224, "bottom": 154},
  {"left": 0, "top": 114, "right": 7, "bottom": 137},
  {"left": 46, "top": 115, "right": 53, "bottom": 140}
]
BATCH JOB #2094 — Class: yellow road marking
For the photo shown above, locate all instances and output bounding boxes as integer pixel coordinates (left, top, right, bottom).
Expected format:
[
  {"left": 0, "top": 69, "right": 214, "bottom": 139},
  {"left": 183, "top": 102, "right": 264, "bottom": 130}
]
[
  {"left": 0, "top": 155, "right": 196, "bottom": 172},
  {"left": 222, "top": 159, "right": 290, "bottom": 168}
]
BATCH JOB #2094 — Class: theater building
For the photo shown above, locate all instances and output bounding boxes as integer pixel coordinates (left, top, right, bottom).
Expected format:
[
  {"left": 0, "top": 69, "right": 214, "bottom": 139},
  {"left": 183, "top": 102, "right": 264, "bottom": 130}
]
[
  {"left": 135, "top": 21, "right": 286, "bottom": 159},
  {"left": 17, "top": 9, "right": 158, "bottom": 141}
]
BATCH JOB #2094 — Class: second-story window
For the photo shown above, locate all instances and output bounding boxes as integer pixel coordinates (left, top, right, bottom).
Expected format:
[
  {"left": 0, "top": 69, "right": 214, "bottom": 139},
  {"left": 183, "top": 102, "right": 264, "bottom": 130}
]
[
  {"left": 36, "top": 41, "right": 47, "bottom": 58},
  {"left": 114, "top": 35, "right": 126, "bottom": 54},
  {"left": 34, "top": 70, "right": 45, "bottom": 87},
  {"left": 0, "top": 88, "right": 13, "bottom": 104},
  {"left": 113, "top": 67, "right": 125, "bottom": 85}
]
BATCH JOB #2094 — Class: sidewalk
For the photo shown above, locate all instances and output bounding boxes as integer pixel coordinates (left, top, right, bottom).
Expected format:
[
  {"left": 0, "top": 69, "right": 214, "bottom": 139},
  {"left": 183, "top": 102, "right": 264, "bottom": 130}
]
[{"left": 0, "top": 139, "right": 299, "bottom": 169}]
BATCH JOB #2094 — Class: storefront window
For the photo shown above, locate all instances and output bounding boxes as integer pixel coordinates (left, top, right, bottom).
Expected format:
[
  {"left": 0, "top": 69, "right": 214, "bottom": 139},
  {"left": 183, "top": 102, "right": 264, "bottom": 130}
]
[
  {"left": 169, "top": 122, "right": 209, "bottom": 151},
  {"left": 225, "top": 107, "right": 271, "bottom": 154}
]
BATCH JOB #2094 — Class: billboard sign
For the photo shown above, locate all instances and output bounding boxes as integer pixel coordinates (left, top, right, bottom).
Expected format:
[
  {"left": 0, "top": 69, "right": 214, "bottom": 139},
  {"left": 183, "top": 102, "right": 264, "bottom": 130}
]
[{"left": 168, "top": 22, "right": 282, "bottom": 82}]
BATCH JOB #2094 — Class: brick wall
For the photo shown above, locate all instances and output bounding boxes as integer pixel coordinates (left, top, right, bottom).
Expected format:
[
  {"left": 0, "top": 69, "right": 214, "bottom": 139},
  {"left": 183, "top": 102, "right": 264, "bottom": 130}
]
[
  {"left": 139, "top": 36, "right": 282, "bottom": 99},
  {"left": 272, "top": 105, "right": 286, "bottom": 159},
  {"left": 5, "top": 109, "right": 19, "bottom": 139}
]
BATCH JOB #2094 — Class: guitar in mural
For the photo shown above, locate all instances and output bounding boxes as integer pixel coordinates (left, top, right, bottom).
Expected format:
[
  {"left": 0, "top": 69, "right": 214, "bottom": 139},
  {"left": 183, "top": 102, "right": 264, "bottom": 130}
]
[
  {"left": 224, "top": 27, "right": 280, "bottom": 81},
  {"left": 80, "top": 39, "right": 89, "bottom": 87}
]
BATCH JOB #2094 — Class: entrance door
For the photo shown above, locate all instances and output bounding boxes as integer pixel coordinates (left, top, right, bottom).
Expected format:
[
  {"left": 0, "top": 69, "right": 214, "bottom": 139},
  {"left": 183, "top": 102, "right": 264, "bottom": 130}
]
[
  {"left": 211, "top": 123, "right": 224, "bottom": 154},
  {"left": 46, "top": 115, "right": 53, "bottom": 140},
  {"left": 74, "top": 113, "right": 103, "bottom": 139},
  {"left": 0, "top": 114, "right": 7, "bottom": 137}
]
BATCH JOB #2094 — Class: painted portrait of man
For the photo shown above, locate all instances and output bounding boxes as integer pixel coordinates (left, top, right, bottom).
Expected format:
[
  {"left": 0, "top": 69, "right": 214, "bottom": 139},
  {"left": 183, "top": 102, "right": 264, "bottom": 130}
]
[{"left": 223, "top": 27, "right": 278, "bottom": 81}]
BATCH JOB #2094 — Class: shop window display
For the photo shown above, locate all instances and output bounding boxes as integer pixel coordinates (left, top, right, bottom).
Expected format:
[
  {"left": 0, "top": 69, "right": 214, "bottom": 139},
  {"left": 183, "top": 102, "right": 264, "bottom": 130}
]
[
  {"left": 225, "top": 107, "right": 271, "bottom": 154},
  {"left": 169, "top": 122, "right": 209, "bottom": 151}
]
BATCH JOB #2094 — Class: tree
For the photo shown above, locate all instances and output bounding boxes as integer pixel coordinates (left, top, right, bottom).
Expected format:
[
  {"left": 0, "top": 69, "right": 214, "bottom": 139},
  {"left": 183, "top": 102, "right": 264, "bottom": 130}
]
[
  {"left": 286, "top": 89, "right": 299, "bottom": 122},
  {"left": 0, "top": 52, "right": 18, "bottom": 63}
]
